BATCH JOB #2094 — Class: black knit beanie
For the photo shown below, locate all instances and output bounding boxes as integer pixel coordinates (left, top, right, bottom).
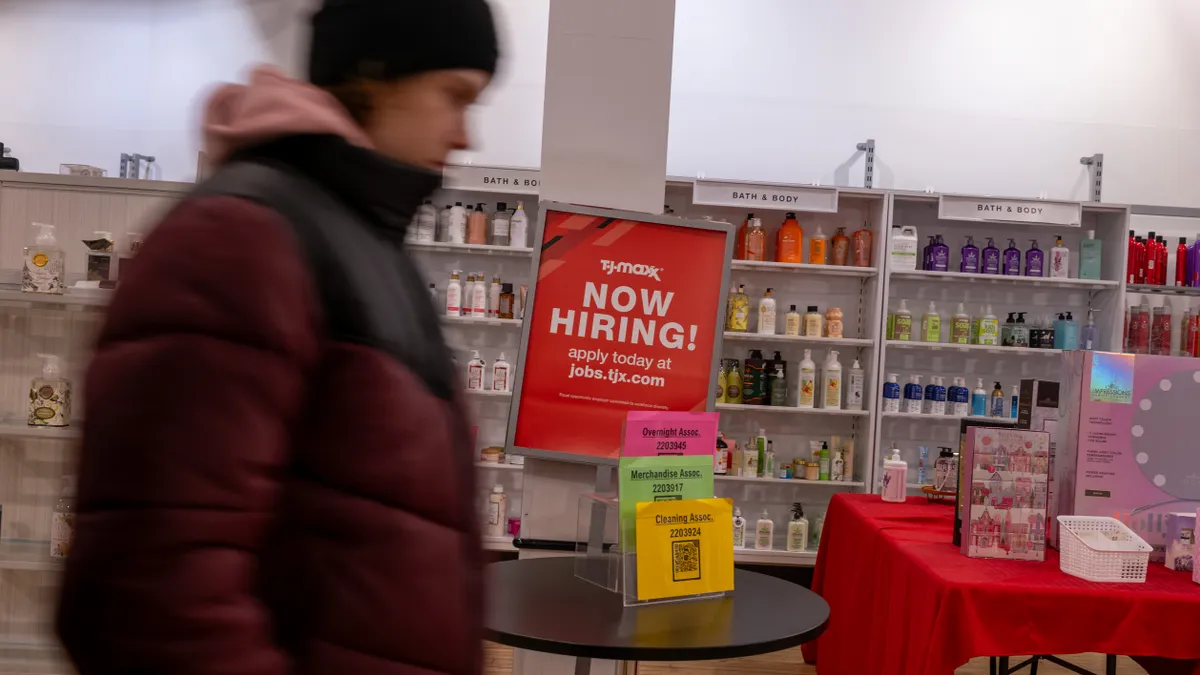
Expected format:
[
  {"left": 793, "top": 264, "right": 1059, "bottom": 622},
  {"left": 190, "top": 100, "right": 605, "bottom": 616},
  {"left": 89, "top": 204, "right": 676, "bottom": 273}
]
[{"left": 309, "top": 0, "right": 499, "bottom": 87}]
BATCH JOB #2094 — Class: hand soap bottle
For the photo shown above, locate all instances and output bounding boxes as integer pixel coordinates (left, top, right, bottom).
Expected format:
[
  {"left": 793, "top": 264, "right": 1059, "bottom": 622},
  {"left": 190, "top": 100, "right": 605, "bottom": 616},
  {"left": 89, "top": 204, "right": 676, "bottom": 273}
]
[
  {"left": 882, "top": 373, "right": 901, "bottom": 413},
  {"left": 971, "top": 378, "right": 987, "bottom": 417},
  {"left": 922, "top": 301, "right": 941, "bottom": 342},
  {"left": 881, "top": 447, "right": 908, "bottom": 502},
  {"left": 757, "top": 288, "right": 777, "bottom": 334},
  {"left": 961, "top": 236, "right": 980, "bottom": 273},
  {"left": 733, "top": 507, "right": 747, "bottom": 548},
  {"left": 24, "top": 223, "right": 65, "bottom": 295},
  {"left": 29, "top": 354, "right": 71, "bottom": 427}
]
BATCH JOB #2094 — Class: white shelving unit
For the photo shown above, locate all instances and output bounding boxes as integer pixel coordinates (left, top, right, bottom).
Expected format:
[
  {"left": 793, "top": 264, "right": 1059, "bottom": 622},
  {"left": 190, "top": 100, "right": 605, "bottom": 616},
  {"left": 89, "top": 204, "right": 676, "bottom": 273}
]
[
  {"left": 874, "top": 192, "right": 1129, "bottom": 488},
  {"left": 667, "top": 181, "right": 888, "bottom": 538}
]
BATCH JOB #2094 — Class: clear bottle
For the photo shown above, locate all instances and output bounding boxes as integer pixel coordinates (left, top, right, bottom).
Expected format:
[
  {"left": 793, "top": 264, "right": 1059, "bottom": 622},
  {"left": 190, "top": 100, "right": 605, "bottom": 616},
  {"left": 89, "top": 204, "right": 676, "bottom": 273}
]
[
  {"left": 486, "top": 486, "right": 508, "bottom": 537},
  {"left": 733, "top": 507, "right": 747, "bottom": 548},
  {"left": 491, "top": 202, "right": 511, "bottom": 246},
  {"left": 50, "top": 475, "right": 75, "bottom": 559},
  {"left": 467, "top": 351, "right": 486, "bottom": 391},
  {"left": 757, "top": 288, "right": 777, "bottom": 334},
  {"left": 437, "top": 204, "right": 452, "bottom": 242},
  {"left": 1080, "top": 308, "right": 1099, "bottom": 350},
  {"left": 785, "top": 305, "right": 802, "bottom": 336},
  {"left": 803, "top": 306, "right": 823, "bottom": 337},
  {"left": 786, "top": 504, "right": 809, "bottom": 552},
  {"left": 492, "top": 352, "right": 511, "bottom": 392},
  {"left": 769, "top": 364, "right": 788, "bottom": 407},
  {"left": 743, "top": 217, "right": 766, "bottom": 261},
  {"left": 509, "top": 202, "right": 529, "bottom": 248},
  {"left": 726, "top": 284, "right": 751, "bottom": 332},
  {"left": 446, "top": 270, "right": 463, "bottom": 316},
  {"left": 23, "top": 223, "right": 65, "bottom": 295},
  {"left": 447, "top": 202, "right": 467, "bottom": 244},
  {"left": 755, "top": 509, "right": 774, "bottom": 551},
  {"left": 797, "top": 349, "right": 816, "bottom": 409},
  {"left": 846, "top": 359, "right": 864, "bottom": 410},
  {"left": 29, "top": 354, "right": 71, "bottom": 427}
]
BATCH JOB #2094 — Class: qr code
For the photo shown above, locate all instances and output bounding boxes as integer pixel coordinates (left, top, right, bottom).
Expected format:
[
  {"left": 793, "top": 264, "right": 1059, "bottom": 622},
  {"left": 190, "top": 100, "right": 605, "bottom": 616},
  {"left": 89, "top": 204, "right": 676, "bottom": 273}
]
[{"left": 672, "top": 539, "right": 701, "bottom": 582}]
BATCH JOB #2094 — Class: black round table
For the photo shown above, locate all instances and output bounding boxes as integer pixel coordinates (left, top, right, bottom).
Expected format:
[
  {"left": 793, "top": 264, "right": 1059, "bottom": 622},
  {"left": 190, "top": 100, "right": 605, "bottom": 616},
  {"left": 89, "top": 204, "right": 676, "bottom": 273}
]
[{"left": 485, "top": 557, "right": 829, "bottom": 673}]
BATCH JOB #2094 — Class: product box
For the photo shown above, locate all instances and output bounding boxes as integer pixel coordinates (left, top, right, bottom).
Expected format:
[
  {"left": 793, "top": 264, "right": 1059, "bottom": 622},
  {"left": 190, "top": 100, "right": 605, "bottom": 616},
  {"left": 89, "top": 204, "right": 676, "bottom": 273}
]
[
  {"left": 1055, "top": 352, "right": 1200, "bottom": 561},
  {"left": 1165, "top": 512, "right": 1196, "bottom": 572},
  {"left": 953, "top": 418, "right": 1014, "bottom": 546},
  {"left": 959, "top": 426, "right": 1051, "bottom": 561},
  {"left": 1017, "top": 379, "right": 1061, "bottom": 543},
  {"left": 1195, "top": 508, "right": 1200, "bottom": 586}
]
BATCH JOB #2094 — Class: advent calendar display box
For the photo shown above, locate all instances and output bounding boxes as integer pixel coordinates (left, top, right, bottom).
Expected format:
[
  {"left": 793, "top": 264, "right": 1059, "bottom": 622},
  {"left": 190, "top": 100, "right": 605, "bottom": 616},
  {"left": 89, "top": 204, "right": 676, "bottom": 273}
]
[
  {"left": 959, "top": 427, "right": 1051, "bottom": 561},
  {"left": 1055, "top": 352, "right": 1200, "bottom": 561}
]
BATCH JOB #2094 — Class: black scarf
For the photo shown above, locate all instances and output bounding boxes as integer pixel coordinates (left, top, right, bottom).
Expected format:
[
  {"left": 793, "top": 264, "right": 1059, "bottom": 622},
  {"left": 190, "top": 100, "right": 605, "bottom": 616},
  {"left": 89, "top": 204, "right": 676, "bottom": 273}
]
[{"left": 229, "top": 134, "right": 442, "bottom": 244}]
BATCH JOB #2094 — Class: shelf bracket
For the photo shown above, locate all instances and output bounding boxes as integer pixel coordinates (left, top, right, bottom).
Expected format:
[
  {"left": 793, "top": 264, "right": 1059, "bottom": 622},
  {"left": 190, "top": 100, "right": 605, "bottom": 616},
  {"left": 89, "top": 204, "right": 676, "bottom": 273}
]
[
  {"left": 1080, "top": 153, "right": 1104, "bottom": 202},
  {"left": 856, "top": 139, "right": 876, "bottom": 189}
]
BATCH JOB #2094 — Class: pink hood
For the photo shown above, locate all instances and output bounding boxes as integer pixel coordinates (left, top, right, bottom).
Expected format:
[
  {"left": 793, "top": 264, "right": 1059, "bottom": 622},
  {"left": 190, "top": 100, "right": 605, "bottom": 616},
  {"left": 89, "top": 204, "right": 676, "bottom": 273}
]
[{"left": 202, "top": 66, "right": 373, "bottom": 164}]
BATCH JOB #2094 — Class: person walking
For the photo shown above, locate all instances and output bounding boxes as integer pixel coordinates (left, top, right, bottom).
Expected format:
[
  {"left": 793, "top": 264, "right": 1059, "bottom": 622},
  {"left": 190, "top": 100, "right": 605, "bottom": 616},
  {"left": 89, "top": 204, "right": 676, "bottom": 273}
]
[{"left": 55, "top": 1, "right": 498, "bottom": 673}]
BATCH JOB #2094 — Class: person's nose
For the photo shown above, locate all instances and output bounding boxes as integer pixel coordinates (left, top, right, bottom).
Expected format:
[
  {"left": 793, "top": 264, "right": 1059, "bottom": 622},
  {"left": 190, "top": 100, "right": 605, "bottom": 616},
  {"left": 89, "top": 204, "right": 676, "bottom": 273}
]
[{"left": 451, "top": 115, "right": 471, "bottom": 152}]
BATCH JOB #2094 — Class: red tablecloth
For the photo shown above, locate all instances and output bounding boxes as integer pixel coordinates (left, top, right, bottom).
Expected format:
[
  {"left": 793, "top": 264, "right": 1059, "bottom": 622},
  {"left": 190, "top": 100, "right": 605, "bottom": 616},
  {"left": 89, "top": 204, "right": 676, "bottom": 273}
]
[{"left": 801, "top": 494, "right": 1200, "bottom": 675}]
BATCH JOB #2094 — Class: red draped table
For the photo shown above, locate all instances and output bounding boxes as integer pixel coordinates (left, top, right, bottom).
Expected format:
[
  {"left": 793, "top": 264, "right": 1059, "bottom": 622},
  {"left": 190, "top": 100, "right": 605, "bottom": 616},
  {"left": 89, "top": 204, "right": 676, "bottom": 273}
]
[{"left": 800, "top": 494, "right": 1200, "bottom": 675}]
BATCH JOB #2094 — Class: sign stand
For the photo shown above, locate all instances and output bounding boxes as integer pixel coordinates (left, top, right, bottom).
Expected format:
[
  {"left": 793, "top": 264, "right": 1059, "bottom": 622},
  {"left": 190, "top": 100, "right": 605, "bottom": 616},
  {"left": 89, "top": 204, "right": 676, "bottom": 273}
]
[{"left": 574, "top": 412, "right": 734, "bottom": 607}]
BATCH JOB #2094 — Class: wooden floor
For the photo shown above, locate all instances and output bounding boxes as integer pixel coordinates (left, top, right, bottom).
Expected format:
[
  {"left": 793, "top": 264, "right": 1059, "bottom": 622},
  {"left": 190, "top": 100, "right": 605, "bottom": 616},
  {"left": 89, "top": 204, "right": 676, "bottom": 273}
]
[{"left": 484, "top": 643, "right": 1146, "bottom": 674}]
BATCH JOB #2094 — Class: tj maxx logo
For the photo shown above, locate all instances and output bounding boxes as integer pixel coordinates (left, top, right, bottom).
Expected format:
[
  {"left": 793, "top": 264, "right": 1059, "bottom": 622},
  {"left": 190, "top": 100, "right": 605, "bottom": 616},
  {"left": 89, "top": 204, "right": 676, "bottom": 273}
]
[{"left": 600, "top": 259, "right": 663, "bottom": 281}]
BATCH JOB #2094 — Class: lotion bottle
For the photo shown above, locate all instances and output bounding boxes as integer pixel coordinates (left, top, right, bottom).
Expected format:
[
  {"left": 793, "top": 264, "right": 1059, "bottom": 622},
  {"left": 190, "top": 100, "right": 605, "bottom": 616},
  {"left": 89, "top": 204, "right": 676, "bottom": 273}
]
[
  {"left": 414, "top": 200, "right": 437, "bottom": 243},
  {"left": 982, "top": 238, "right": 1001, "bottom": 274},
  {"left": 882, "top": 373, "right": 901, "bottom": 413},
  {"left": 733, "top": 507, "right": 747, "bottom": 548},
  {"left": 467, "top": 204, "right": 489, "bottom": 245},
  {"left": 23, "top": 223, "right": 65, "bottom": 295},
  {"left": 1025, "top": 240, "right": 1045, "bottom": 277},
  {"left": 809, "top": 226, "right": 828, "bottom": 264},
  {"left": 881, "top": 447, "right": 908, "bottom": 502},
  {"left": 971, "top": 378, "right": 987, "bottom": 417},
  {"left": 1003, "top": 239, "right": 1021, "bottom": 275},
  {"left": 785, "top": 305, "right": 801, "bottom": 336},
  {"left": 961, "top": 236, "right": 980, "bottom": 273},
  {"left": 1049, "top": 235, "right": 1070, "bottom": 278},
  {"left": 950, "top": 377, "right": 969, "bottom": 417},
  {"left": 990, "top": 381, "right": 1005, "bottom": 417},
  {"left": 757, "top": 288, "right": 777, "bottom": 334},
  {"left": 489, "top": 276, "right": 502, "bottom": 318},
  {"left": 776, "top": 213, "right": 803, "bottom": 263},
  {"left": 846, "top": 359, "right": 864, "bottom": 410},
  {"left": 492, "top": 353, "right": 511, "bottom": 392},
  {"left": 29, "top": 354, "right": 71, "bottom": 427},
  {"left": 447, "top": 202, "right": 467, "bottom": 244},
  {"left": 755, "top": 509, "right": 774, "bottom": 551},
  {"left": 446, "top": 270, "right": 462, "bottom": 316},
  {"left": 509, "top": 202, "right": 529, "bottom": 248},
  {"left": 950, "top": 303, "right": 970, "bottom": 344},
  {"left": 903, "top": 374, "right": 923, "bottom": 414},
  {"left": 1079, "top": 230, "right": 1102, "bottom": 280},
  {"left": 487, "top": 486, "right": 508, "bottom": 537},
  {"left": 471, "top": 272, "right": 488, "bottom": 317},
  {"left": 797, "top": 349, "right": 816, "bottom": 409},
  {"left": 467, "top": 351, "right": 486, "bottom": 391},
  {"left": 786, "top": 504, "right": 809, "bottom": 552},
  {"left": 821, "top": 350, "right": 842, "bottom": 410},
  {"left": 491, "top": 202, "right": 510, "bottom": 246}
]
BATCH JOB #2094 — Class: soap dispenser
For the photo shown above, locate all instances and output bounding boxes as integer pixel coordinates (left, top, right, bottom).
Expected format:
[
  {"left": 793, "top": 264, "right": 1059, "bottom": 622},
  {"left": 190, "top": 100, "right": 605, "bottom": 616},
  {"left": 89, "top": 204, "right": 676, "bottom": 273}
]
[
  {"left": 29, "top": 354, "right": 71, "bottom": 427},
  {"left": 881, "top": 447, "right": 908, "bottom": 502},
  {"left": 24, "top": 223, "right": 65, "bottom": 295},
  {"left": 1080, "top": 309, "right": 1099, "bottom": 350},
  {"left": 786, "top": 503, "right": 810, "bottom": 552}
]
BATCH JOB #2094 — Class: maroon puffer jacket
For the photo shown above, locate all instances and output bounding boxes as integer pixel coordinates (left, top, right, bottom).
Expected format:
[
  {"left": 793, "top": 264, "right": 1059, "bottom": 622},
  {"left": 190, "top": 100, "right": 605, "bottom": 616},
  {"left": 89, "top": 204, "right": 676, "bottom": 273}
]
[{"left": 56, "top": 136, "right": 482, "bottom": 675}]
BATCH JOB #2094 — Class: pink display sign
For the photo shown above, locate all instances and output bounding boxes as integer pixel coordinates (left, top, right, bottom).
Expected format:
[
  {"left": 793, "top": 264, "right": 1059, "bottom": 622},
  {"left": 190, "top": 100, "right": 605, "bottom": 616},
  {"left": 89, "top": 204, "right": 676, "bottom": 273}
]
[{"left": 620, "top": 411, "right": 718, "bottom": 457}]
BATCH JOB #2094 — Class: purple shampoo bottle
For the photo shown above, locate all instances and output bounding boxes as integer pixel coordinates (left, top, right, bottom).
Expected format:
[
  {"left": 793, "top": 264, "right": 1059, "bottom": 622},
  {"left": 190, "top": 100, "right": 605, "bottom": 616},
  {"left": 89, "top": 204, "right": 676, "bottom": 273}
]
[
  {"left": 1025, "top": 239, "right": 1044, "bottom": 277},
  {"left": 923, "top": 236, "right": 936, "bottom": 270},
  {"left": 982, "top": 238, "right": 1001, "bottom": 274},
  {"left": 931, "top": 235, "right": 949, "bottom": 272},
  {"left": 1002, "top": 239, "right": 1021, "bottom": 276},
  {"left": 960, "top": 236, "right": 980, "bottom": 273}
]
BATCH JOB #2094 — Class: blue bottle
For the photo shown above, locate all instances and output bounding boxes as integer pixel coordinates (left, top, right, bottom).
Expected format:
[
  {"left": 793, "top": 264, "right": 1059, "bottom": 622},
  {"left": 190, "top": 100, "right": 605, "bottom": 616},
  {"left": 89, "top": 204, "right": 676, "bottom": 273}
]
[
  {"left": 1010, "top": 384, "right": 1019, "bottom": 419},
  {"left": 970, "top": 378, "right": 987, "bottom": 417},
  {"left": 882, "top": 373, "right": 901, "bottom": 413},
  {"left": 903, "top": 375, "right": 924, "bottom": 414},
  {"left": 989, "top": 381, "right": 1005, "bottom": 417},
  {"left": 930, "top": 377, "right": 947, "bottom": 415},
  {"left": 1060, "top": 311, "right": 1079, "bottom": 350},
  {"left": 923, "top": 377, "right": 939, "bottom": 414}
]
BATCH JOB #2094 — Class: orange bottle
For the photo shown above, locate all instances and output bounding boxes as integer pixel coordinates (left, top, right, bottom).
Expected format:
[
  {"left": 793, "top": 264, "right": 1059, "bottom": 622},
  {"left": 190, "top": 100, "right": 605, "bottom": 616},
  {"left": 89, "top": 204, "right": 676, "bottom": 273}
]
[
  {"left": 809, "top": 226, "right": 828, "bottom": 265},
  {"left": 852, "top": 221, "right": 873, "bottom": 267},
  {"left": 775, "top": 212, "right": 803, "bottom": 263},
  {"left": 735, "top": 213, "right": 753, "bottom": 259},
  {"left": 831, "top": 227, "right": 850, "bottom": 266}
]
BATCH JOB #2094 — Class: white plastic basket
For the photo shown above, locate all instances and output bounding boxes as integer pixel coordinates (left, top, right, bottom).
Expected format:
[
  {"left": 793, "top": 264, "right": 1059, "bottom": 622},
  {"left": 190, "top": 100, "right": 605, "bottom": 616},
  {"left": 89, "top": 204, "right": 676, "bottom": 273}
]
[{"left": 1057, "top": 516, "right": 1152, "bottom": 583}]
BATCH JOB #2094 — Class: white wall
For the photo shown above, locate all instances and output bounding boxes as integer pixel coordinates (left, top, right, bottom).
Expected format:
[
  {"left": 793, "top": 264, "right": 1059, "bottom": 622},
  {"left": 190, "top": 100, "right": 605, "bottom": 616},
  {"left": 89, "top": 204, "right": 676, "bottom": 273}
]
[{"left": 2, "top": 0, "right": 1200, "bottom": 207}]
